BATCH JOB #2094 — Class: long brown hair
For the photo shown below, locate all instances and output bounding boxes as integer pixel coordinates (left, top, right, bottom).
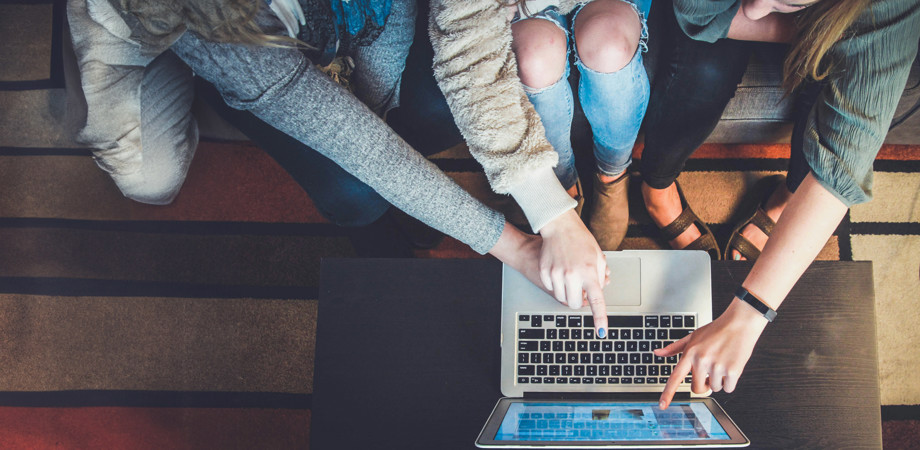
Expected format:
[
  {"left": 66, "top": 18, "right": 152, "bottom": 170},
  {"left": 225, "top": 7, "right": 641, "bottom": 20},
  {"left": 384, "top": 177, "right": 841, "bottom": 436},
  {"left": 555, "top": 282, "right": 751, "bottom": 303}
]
[
  {"left": 115, "top": 0, "right": 299, "bottom": 47},
  {"left": 783, "top": 0, "right": 871, "bottom": 92}
]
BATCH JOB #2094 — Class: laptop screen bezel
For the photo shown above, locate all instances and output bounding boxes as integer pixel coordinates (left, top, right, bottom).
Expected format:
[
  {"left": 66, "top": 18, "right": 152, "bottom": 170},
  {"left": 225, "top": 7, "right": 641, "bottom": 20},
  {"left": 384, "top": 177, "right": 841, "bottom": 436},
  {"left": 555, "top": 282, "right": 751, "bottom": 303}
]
[{"left": 475, "top": 397, "right": 749, "bottom": 448}]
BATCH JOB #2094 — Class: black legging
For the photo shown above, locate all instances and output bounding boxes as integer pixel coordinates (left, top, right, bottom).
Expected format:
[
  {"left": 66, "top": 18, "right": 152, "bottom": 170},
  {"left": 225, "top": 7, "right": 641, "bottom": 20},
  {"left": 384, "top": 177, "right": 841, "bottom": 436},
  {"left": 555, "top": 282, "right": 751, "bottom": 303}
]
[{"left": 641, "top": 4, "right": 815, "bottom": 193}]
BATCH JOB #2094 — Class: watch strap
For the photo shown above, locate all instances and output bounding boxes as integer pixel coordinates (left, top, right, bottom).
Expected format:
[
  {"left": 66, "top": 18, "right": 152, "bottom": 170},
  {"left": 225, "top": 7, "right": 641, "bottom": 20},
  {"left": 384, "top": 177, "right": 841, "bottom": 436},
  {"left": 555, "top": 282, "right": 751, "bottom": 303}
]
[{"left": 735, "top": 286, "right": 777, "bottom": 322}]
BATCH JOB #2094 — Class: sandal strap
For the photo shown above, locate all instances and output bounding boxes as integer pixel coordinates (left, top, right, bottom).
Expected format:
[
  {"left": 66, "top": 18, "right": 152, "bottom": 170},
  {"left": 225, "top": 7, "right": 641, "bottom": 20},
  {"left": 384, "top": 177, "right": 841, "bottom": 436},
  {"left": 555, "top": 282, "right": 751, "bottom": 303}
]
[
  {"left": 660, "top": 206, "right": 698, "bottom": 242},
  {"left": 727, "top": 233, "right": 761, "bottom": 260},
  {"left": 749, "top": 207, "right": 776, "bottom": 235},
  {"left": 683, "top": 231, "right": 720, "bottom": 259}
]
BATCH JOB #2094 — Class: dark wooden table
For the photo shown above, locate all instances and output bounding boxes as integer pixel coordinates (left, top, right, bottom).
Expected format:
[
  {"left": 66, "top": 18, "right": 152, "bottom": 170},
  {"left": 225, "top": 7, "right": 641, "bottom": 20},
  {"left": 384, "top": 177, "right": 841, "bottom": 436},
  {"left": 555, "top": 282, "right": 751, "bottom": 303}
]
[{"left": 311, "top": 259, "right": 880, "bottom": 449}]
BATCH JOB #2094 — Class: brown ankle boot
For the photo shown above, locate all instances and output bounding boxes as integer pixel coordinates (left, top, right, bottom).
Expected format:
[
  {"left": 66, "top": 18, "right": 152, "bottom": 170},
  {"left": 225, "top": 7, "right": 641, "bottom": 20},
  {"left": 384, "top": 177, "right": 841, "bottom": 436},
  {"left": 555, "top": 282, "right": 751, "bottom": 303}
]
[
  {"left": 572, "top": 178, "right": 585, "bottom": 217},
  {"left": 588, "top": 172, "right": 630, "bottom": 251}
]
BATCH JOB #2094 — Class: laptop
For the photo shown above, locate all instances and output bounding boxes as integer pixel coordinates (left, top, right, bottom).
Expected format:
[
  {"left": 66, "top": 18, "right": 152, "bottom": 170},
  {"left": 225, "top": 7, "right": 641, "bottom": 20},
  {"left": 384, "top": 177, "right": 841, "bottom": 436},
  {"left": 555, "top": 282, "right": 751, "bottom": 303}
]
[{"left": 476, "top": 250, "right": 749, "bottom": 447}]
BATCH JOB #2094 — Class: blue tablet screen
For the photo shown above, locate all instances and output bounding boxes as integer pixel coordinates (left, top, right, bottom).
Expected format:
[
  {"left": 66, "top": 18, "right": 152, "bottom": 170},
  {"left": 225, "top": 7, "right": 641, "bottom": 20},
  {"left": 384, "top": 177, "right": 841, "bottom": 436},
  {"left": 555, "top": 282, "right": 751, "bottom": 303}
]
[{"left": 495, "top": 402, "right": 730, "bottom": 441}]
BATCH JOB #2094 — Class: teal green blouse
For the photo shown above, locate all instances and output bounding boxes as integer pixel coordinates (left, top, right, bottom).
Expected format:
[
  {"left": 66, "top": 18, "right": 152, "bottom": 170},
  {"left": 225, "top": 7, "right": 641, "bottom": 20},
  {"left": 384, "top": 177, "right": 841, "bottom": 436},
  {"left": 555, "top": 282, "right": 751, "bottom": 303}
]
[{"left": 673, "top": 0, "right": 920, "bottom": 206}]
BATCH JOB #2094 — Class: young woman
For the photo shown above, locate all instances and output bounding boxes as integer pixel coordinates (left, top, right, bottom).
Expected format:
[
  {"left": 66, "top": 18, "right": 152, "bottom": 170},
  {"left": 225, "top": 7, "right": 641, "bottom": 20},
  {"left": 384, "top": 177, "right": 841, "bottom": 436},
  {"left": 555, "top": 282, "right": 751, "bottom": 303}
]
[
  {"left": 67, "top": 0, "right": 616, "bottom": 324},
  {"left": 508, "top": 0, "right": 651, "bottom": 251},
  {"left": 642, "top": 0, "right": 920, "bottom": 408}
]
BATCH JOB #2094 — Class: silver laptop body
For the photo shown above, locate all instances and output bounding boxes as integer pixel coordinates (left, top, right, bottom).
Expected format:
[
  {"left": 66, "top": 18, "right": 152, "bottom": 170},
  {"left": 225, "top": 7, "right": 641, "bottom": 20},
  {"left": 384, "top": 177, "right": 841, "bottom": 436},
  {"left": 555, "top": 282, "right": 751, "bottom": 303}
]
[{"left": 500, "top": 250, "right": 713, "bottom": 397}]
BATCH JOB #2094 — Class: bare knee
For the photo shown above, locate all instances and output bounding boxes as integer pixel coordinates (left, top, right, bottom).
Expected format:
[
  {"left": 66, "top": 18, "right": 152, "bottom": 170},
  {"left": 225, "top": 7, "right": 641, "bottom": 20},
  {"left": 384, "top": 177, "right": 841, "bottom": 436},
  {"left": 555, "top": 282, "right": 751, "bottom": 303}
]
[
  {"left": 511, "top": 18, "right": 568, "bottom": 89},
  {"left": 574, "top": 0, "right": 641, "bottom": 73}
]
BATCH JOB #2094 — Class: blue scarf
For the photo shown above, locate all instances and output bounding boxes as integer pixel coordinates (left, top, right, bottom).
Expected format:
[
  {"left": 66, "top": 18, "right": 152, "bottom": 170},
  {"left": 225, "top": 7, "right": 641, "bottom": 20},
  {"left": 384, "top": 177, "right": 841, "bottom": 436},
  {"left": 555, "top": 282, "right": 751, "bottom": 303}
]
[{"left": 298, "top": 0, "right": 393, "bottom": 66}]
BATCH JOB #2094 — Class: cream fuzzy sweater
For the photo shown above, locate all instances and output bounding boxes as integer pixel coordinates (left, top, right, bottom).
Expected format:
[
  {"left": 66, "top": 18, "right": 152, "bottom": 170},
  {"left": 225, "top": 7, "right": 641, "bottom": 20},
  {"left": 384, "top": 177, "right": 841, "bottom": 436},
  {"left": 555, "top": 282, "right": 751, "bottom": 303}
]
[{"left": 429, "top": 0, "right": 588, "bottom": 232}]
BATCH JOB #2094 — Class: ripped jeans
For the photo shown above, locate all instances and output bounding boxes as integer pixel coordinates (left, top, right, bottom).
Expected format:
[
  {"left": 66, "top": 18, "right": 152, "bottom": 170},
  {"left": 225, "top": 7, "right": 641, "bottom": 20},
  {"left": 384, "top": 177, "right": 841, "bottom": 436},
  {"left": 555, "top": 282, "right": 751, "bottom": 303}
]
[{"left": 514, "top": 1, "right": 650, "bottom": 190}]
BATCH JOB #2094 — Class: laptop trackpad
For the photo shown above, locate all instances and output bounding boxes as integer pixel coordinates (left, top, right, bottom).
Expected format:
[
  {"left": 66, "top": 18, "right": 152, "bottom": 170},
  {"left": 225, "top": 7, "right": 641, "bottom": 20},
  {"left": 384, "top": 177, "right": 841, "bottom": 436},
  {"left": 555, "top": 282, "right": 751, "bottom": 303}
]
[{"left": 603, "top": 256, "right": 641, "bottom": 306}]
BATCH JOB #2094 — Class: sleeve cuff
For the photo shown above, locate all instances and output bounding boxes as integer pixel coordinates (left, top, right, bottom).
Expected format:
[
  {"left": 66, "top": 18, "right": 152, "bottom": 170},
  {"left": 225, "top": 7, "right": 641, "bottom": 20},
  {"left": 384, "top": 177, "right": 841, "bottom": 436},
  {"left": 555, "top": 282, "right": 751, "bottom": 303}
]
[{"left": 506, "top": 168, "right": 578, "bottom": 233}]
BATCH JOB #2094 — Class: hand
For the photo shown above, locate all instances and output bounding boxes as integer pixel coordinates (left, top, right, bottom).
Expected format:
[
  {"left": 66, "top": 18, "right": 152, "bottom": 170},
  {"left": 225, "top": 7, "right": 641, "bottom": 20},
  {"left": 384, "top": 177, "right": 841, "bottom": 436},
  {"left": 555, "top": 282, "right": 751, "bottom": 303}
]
[
  {"left": 655, "top": 298, "right": 768, "bottom": 409},
  {"left": 537, "top": 210, "right": 610, "bottom": 337},
  {"left": 269, "top": 0, "right": 306, "bottom": 38}
]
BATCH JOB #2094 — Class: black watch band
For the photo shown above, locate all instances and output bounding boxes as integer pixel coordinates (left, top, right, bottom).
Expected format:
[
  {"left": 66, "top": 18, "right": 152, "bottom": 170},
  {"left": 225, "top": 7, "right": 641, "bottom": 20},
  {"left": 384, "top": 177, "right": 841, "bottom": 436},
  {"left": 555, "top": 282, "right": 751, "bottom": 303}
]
[{"left": 735, "top": 286, "right": 777, "bottom": 322}]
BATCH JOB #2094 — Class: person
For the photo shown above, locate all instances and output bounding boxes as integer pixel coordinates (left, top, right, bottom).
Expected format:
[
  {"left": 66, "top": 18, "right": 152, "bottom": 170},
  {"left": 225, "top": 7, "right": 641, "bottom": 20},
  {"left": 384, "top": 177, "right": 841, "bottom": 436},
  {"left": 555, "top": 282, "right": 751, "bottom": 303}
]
[
  {"left": 430, "top": 0, "right": 652, "bottom": 339},
  {"left": 66, "top": 0, "right": 593, "bottom": 300},
  {"left": 641, "top": 0, "right": 920, "bottom": 408},
  {"left": 507, "top": 0, "right": 651, "bottom": 252}
]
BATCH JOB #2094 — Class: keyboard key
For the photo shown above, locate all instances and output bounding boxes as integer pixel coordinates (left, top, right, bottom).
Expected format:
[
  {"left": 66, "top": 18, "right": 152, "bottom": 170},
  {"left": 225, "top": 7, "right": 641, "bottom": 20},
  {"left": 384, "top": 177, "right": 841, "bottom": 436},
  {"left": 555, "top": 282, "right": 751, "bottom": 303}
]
[
  {"left": 612, "top": 366, "right": 622, "bottom": 376},
  {"left": 590, "top": 341, "right": 600, "bottom": 352},
  {"left": 657, "top": 329, "right": 668, "bottom": 340},
  {"left": 605, "top": 354, "right": 616, "bottom": 364},
  {"left": 637, "top": 366, "right": 646, "bottom": 376},
  {"left": 557, "top": 377, "right": 568, "bottom": 384},
  {"left": 685, "top": 315, "right": 695, "bottom": 328},
  {"left": 572, "top": 329, "right": 582, "bottom": 340},
  {"left": 518, "top": 377, "right": 529, "bottom": 383},
  {"left": 602, "top": 341, "right": 612, "bottom": 352},
  {"left": 649, "top": 366, "right": 659, "bottom": 376},
  {"left": 608, "top": 329, "right": 618, "bottom": 339},
  {"left": 555, "top": 353, "right": 566, "bottom": 363},
  {"left": 560, "top": 329, "right": 570, "bottom": 339},
  {"left": 532, "top": 316, "right": 542, "bottom": 327},
  {"left": 584, "top": 316, "right": 594, "bottom": 328},
  {"left": 544, "top": 314, "right": 554, "bottom": 322},
  {"left": 624, "top": 366, "right": 634, "bottom": 376},
  {"left": 587, "top": 366, "right": 597, "bottom": 376},
  {"left": 600, "top": 366, "right": 610, "bottom": 376},
  {"left": 642, "top": 354, "right": 653, "bottom": 364},
  {"left": 564, "top": 342, "right": 575, "bottom": 352},
  {"left": 519, "top": 341, "right": 538, "bottom": 351},
  {"left": 651, "top": 341, "right": 663, "bottom": 350},
  {"left": 634, "top": 377, "right": 645, "bottom": 384},
  {"left": 575, "top": 366, "right": 585, "bottom": 376},
  {"left": 621, "top": 377, "right": 632, "bottom": 384},
  {"left": 667, "top": 355, "right": 678, "bottom": 364},
  {"left": 645, "top": 316, "right": 659, "bottom": 328},
  {"left": 655, "top": 355, "right": 665, "bottom": 364},
  {"left": 519, "top": 315, "right": 529, "bottom": 322},
  {"left": 608, "top": 377, "right": 620, "bottom": 384},
  {"left": 659, "top": 377, "right": 668, "bottom": 384},
  {"left": 596, "top": 377, "right": 607, "bottom": 384},
  {"left": 547, "top": 329, "right": 557, "bottom": 340},
  {"left": 639, "top": 341, "right": 650, "bottom": 352},
  {"left": 685, "top": 376, "right": 693, "bottom": 383},
  {"left": 544, "top": 377, "right": 555, "bottom": 384},
  {"left": 518, "top": 365, "right": 535, "bottom": 375},
  {"left": 670, "top": 329, "right": 691, "bottom": 340},
  {"left": 592, "top": 353, "right": 603, "bottom": 364},
  {"left": 531, "top": 377, "right": 542, "bottom": 384},
  {"left": 563, "top": 366, "right": 573, "bottom": 376},
  {"left": 583, "top": 377, "right": 594, "bottom": 384},
  {"left": 647, "top": 377, "right": 658, "bottom": 384},
  {"left": 570, "top": 378, "right": 581, "bottom": 384},
  {"left": 577, "top": 342, "right": 588, "bottom": 352},
  {"left": 673, "top": 316, "right": 683, "bottom": 328},
  {"left": 660, "top": 316, "right": 671, "bottom": 327},
  {"left": 608, "top": 316, "right": 643, "bottom": 328},
  {"left": 529, "top": 353, "right": 540, "bottom": 363},
  {"left": 627, "top": 341, "right": 637, "bottom": 352},
  {"left": 537, "top": 365, "right": 548, "bottom": 376},
  {"left": 540, "top": 341, "right": 551, "bottom": 352},
  {"left": 519, "top": 353, "right": 528, "bottom": 363},
  {"left": 584, "top": 329, "right": 594, "bottom": 339},
  {"left": 568, "top": 316, "right": 582, "bottom": 328},
  {"left": 568, "top": 354, "right": 578, "bottom": 364},
  {"left": 630, "top": 354, "right": 641, "bottom": 364},
  {"left": 617, "top": 354, "right": 628, "bottom": 364},
  {"left": 644, "top": 329, "right": 656, "bottom": 340},
  {"left": 580, "top": 354, "right": 591, "bottom": 364},
  {"left": 662, "top": 366, "right": 671, "bottom": 375},
  {"left": 550, "top": 365, "right": 560, "bottom": 375},
  {"left": 614, "top": 341, "right": 625, "bottom": 352}
]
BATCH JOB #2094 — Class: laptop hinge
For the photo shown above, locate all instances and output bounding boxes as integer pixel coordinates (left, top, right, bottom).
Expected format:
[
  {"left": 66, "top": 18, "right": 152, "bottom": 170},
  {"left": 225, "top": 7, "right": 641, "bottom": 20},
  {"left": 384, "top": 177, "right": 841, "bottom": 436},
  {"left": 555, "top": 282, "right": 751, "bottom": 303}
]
[{"left": 523, "top": 392, "right": 662, "bottom": 401}]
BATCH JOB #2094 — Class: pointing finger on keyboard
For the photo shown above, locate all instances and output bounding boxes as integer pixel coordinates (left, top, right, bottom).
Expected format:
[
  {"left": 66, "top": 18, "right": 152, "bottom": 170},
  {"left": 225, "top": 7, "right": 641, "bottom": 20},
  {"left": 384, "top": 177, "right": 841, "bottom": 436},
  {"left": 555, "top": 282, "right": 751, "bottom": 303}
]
[
  {"left": 585, "top": 281, "right": 608, "bottom": 338},
  {"left": 659, "top": 356, "right": 692, "bottom": 410},
  {"left": 654, "top": 335, "right": 689, "bottom": 357}
]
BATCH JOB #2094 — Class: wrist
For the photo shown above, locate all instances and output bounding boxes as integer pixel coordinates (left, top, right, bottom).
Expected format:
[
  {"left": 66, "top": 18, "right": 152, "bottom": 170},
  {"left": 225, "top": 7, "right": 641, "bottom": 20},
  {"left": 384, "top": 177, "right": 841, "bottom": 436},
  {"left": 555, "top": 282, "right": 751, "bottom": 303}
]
[
  {"left": 725, "top": 298, "right": 771, "bottom": 330},
  {"left": 537, "top": 209, "right": 579, "bottom": 238}
]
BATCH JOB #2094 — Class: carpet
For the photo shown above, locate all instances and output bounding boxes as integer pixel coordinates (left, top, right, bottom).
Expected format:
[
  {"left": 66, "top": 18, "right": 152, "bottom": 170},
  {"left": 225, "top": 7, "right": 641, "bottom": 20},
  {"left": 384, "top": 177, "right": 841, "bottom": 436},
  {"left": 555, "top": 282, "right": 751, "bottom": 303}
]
[{"left": 1, "top": 1, "right": 919, "bottom": 448}]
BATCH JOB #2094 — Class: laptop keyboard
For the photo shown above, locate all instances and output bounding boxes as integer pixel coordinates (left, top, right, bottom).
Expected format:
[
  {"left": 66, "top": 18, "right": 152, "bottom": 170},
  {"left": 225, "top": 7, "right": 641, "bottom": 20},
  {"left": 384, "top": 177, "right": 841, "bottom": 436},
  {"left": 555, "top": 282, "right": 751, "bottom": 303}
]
[{"left": 516, "top": 314, "right": 695, "bottom": 386}]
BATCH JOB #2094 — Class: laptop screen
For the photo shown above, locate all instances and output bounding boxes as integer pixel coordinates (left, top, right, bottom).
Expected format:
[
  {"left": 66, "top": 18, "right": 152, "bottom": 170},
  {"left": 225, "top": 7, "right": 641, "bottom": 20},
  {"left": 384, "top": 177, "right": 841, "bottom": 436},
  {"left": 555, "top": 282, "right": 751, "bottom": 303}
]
[{"left": 495, "top": 402, "right": 730, "bottom": 442}]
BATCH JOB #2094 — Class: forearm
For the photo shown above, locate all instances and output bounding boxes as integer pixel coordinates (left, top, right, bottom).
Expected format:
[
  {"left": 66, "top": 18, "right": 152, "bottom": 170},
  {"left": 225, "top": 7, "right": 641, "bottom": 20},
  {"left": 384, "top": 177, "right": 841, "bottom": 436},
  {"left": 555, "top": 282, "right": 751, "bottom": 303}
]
[
  {"left": 726, "top": 7, "right": 797, "bottom": 43},
  {"left": 740, "top": 173, "right": 848, "bottom": 311}
]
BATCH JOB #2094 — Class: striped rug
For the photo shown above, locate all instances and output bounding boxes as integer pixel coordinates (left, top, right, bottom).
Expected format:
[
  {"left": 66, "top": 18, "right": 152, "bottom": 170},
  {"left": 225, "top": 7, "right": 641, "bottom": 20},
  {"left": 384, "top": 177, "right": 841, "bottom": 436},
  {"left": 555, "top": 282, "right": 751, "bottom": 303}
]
[{"left": 2, "top": 0, "right": 919, "bottom": 448}]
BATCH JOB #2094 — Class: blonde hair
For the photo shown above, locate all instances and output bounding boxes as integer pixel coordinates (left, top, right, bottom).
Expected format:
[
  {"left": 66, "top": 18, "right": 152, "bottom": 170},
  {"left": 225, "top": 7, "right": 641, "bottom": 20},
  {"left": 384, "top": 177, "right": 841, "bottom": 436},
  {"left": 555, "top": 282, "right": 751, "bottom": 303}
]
[
  {"left": 784, "top": 0, "right": 871, "bottom": 92},
  {"left": 116, "top": 0, "right": 299, "bottom": 47}
]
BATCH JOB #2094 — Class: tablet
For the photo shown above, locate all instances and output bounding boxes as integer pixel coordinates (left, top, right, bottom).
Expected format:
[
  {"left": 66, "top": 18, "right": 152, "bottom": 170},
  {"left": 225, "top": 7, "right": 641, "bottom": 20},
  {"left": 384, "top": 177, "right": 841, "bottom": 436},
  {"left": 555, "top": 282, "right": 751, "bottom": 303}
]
[{"left": 476, "top": 398, "right": 749, "bottom": 448}]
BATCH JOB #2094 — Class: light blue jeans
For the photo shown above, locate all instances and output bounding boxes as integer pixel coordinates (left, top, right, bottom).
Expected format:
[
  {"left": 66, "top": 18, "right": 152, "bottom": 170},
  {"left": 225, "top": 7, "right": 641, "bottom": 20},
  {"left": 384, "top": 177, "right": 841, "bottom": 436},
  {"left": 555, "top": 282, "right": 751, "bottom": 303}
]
[{"left": 515, "top": 1, "right": 650, "bottom": 190}]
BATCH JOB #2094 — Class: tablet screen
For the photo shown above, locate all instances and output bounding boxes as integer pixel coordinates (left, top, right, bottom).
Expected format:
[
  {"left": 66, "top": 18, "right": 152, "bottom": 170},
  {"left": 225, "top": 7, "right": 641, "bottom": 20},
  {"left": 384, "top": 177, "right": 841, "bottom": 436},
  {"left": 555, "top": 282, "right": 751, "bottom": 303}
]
[{"left": 495, "top": 401, "right": 730, "bottom": 442}]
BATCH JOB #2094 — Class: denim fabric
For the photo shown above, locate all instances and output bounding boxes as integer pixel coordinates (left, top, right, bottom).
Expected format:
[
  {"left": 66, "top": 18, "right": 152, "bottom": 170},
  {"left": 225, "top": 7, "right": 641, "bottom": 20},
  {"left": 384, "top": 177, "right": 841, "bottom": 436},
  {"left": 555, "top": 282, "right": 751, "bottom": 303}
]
[{"left": 515, "top": 1, "right": 650, "bottom": 189}]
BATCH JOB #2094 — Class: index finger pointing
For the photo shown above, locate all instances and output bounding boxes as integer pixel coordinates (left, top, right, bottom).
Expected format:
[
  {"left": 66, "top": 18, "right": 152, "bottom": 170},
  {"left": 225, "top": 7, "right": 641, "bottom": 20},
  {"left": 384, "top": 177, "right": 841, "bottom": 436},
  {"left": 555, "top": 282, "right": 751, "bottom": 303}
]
[
  {"left": 584, "top": 281, "right": 608, "bottom": 338},
  {"left": 659, "top": 356, "right": 692, "bottom": 410}
]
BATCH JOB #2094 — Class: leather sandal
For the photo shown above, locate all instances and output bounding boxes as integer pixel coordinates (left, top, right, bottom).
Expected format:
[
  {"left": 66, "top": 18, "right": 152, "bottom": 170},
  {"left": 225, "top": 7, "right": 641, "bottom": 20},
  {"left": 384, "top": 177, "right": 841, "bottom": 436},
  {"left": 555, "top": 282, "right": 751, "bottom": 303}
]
[
  {"left": 657, "top": 181, "right": 721, "bottom": 260},
  {"left": 724, "top": 175, "right": 785, "bottom": 261}
]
